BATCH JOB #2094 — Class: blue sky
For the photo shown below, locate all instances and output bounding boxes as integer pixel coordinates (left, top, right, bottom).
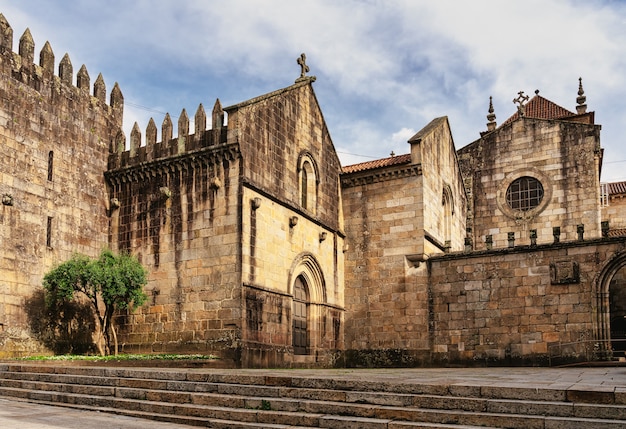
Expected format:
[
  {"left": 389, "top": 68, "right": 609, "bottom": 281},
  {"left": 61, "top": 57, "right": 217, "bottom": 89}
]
[{"left": 2, "top": 0, "right": 626, "bottom": 181}]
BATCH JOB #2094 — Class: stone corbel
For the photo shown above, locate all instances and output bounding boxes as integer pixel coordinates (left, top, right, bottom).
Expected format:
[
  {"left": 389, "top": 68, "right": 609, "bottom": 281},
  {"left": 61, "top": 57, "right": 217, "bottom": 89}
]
[
  {"left": 251, "top": 197, "right": 262, "bottom": 210},
  {"left": 159, "top": 187, "right": 171, "bottom": 199},
  {"left": 110, "top": 197, "right": 120, "bottom": 210}
]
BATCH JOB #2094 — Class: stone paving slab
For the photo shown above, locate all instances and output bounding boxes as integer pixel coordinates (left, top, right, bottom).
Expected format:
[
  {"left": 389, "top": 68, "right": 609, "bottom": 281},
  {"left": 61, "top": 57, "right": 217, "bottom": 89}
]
[
  {"left": 0, "top": 397, "right": 200, "bottom": 429},
  {"left": 1, "top": 365, "right": 625, "bottom": 428}
]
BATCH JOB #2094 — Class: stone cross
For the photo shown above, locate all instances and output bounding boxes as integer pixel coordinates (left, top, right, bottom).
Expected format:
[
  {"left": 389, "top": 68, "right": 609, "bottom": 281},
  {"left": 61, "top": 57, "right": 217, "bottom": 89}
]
[
  {"left": 297, "top": 53, "right": 309, "bottom": 78},
  {"left": 513, "top": 91, "right": 530, "bottom": 116}
]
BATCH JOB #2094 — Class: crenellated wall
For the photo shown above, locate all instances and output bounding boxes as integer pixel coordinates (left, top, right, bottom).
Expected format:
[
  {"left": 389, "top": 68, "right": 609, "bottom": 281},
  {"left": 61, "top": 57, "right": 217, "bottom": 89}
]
[
  {"left": 105, "top": 97, "right": 242, "bottom": 358},
  {"left": 107, "top": 99, "right": 226, "bottom": 171},
  {"left": 3, "top": 10, "right": 624, "bottom": 369},
  {"left": 0, "top": 14, "right": 124, "bottom": 357},
  {"left": 105, "top": 79, "right": 345, "bottom": 367}
]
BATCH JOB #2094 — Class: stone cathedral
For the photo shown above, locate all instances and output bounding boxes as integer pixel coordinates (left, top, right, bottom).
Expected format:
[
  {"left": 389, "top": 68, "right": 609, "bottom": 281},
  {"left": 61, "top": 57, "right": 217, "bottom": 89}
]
[{"left": 1, "top": 13, "right": 626, "bottom": 367}]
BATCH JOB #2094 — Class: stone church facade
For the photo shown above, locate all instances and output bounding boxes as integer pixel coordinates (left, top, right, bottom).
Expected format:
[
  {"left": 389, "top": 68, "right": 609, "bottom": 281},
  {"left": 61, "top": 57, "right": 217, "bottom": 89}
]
[{"left": 1, "top": 14, "right": 626, "bottom": 367}]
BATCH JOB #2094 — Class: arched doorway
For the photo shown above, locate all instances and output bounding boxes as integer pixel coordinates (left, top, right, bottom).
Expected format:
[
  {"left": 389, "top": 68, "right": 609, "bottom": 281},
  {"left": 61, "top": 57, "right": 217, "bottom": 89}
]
[
  {"left": 610, "top": 265, "right": 626, "bottom": 356},
  {"left": 292, "top": 275, "right": 309, "bottom": 355},
  {"left": 289, "top": 253, "right": 327, "bottom": 358},
  {"left": 596, "top": 252, "right": 626, "bottom": 359}
]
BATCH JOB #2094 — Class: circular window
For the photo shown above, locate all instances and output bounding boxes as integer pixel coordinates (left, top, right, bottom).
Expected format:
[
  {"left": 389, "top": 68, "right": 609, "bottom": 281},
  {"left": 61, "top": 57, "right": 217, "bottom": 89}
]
[{"left": 505, "top": 176, "right": 544, "bottom": 211}]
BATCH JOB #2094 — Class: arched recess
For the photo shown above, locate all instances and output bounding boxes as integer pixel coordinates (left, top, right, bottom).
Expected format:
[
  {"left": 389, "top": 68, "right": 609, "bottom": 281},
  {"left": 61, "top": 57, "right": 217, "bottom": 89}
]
[
  {"left": 297, "top": 151, "right": 319, "bottom": 214},
  {"left": 595, "top": 251, "right": 626, "bottom": 358},
  {"left": 288, "top": 252, "right": 327, "bottom": 304},
  {"left": 442, "top": 183, "right": 454, "bottom": 248},
  {"left": 288, "top": 253, "right": 327, "bottom": 356}
]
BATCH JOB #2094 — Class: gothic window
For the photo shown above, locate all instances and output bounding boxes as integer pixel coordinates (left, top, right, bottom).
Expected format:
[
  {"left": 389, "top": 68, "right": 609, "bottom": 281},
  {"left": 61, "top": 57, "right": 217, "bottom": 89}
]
[
  {"left": 301, "top": 162, "right": 309, "bottom": 209},
  {"left": 442, "top": 185, "right": 453, "bottom": 247},
  {"left": 506, "top": 176, "right": 544, "bottom": 211},
  {"left": 292, "top": 275, "right": 309, "bottom": 355},
  {"left": 47, "top": 151, "right": 54, "bottom": 181},
  {"left": 298, "top": 154, "right": 317, "bottom": 213}
]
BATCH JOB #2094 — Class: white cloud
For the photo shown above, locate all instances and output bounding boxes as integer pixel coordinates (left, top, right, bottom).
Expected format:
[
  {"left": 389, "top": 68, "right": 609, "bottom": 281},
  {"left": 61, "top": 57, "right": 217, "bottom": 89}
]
[{"left": 2, "top": 0, "right": 626, "bottom": 180}]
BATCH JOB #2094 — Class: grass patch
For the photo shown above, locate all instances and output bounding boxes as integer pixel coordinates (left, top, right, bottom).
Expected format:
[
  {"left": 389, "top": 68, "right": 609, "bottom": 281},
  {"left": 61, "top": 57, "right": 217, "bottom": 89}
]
[{"left": 15, "top": 353, "right": 218, "bottom": 362}]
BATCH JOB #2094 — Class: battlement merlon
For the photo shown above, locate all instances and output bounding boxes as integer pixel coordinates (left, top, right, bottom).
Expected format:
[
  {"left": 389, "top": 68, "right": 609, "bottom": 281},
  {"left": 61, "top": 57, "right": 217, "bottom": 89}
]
[
  {"left": 0, "top": 13, "right": 124, "bottom": 125},
  {"left": 108, "top": 77, "right": 316, "bottom": 170},
  {"left": 107, "top": 98, "right": 227, "bottom": 170}
]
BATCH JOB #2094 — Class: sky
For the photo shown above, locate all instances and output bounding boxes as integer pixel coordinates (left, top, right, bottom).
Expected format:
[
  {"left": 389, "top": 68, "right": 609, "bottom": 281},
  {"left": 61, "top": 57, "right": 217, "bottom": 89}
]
[{"left": 1, "top": 0, "right": 626, "bottom": 181}]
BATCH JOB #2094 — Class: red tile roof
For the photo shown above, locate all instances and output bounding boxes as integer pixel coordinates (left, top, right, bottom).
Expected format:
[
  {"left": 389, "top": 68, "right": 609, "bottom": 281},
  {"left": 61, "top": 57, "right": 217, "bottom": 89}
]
[
  {"left": 501, "top": 94, "right": 576, "bottom": 126},
  {"left": 608, "top": 181, "right": 626, "bottom": 195},
  {"left": 342, "top": 153, "right": 411, "bottom": 174},
  {"left": 609, "top": 228, "right": 626, "bottom": 237}
]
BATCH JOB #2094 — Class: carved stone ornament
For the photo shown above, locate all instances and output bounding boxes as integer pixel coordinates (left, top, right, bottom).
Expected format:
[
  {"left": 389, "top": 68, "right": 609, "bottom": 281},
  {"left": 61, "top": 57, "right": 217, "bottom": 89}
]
[
  {"left": 550, "top": 260, "right": 580, "bottom": 284},
  {"left": 2, "top": 193, "right": 13, "bottom": 206}
]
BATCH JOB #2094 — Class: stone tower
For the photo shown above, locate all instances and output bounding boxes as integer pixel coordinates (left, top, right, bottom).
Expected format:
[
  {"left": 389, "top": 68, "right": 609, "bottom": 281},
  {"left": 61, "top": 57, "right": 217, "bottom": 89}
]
[{"left": 0, "top": 14, "right": 123, "bottom": 356}]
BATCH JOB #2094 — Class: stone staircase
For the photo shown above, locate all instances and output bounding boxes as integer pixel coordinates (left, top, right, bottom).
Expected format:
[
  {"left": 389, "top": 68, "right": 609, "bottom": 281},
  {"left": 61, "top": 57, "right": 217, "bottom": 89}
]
[{"left": 1, "top": 363, "right": 626, "bottom": 428}]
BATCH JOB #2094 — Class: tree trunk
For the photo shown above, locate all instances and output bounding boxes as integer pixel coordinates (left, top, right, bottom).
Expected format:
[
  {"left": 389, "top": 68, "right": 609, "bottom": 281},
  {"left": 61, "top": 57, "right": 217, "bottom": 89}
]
[{"left": 111, "top": 322, "right": 118, "bottom": 356}]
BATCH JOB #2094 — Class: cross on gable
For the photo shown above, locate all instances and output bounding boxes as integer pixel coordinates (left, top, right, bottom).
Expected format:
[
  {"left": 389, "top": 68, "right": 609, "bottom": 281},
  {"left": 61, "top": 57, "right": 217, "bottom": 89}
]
[
  {"left": 513, "top": 91, "right": 530, "bottom": 116},
  {"left": 297, "top": 53, "right": 309, "bottom": 78}
]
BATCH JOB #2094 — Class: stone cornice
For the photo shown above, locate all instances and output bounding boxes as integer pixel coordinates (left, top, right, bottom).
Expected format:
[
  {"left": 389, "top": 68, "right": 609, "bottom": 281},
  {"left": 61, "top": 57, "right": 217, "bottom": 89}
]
[
  {"left": 340, "top": 164, "right": 422, "bottom": 188},
  {"left": 105, "top": 142, "right": 240, "bottom": 185}
]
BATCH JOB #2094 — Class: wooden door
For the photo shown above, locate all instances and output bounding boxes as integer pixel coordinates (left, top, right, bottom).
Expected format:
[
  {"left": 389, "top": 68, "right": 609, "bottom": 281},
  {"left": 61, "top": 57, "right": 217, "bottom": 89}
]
[{"left": 292, "top": 276, "right": 308, "bottom": 355}]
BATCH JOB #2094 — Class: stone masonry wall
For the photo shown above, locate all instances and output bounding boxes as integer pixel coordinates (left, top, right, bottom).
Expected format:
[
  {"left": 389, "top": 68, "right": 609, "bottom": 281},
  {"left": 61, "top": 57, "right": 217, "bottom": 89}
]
[
  {"left": 414, "top": 118, "right": 467, "bottom": 251},
  {"left": 227, "top": 80, "right": 344, "bottom": 367},
  {"left": 107, "top": 126, "right": 242, "bottom": 359},
  {"left": 226, "top": 80, "right": 342, "bottom": 232},
  {"left": 241, "top": 187, "right": 344, "bottom": 367},
  {"left": 428, "top": 238, "right": 626, "bottom": 365},
  {"left": 0, "top": 17, "right": 123, "bottom": 357},
  {"left": 459, "top": 117, "right": 602, "bottom": 250},
  {"left": 342, "top": 165, "right": 431, "bottom": 361}
]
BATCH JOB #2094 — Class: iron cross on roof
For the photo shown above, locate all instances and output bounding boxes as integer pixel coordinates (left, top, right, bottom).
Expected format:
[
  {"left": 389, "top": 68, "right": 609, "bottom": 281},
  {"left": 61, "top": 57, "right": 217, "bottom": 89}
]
[{"left": 513, "top": 91, "right": 530, "bottom": 116}]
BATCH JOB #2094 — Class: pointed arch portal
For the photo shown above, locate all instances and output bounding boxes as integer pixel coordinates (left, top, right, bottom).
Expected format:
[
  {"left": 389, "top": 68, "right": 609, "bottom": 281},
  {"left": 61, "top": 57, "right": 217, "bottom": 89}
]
[
  {"left": 596, "top": 252, "right": 626, "bottom": 358},
  {"left": 289, "top": 253, "right": 327, "bottom": 356}
]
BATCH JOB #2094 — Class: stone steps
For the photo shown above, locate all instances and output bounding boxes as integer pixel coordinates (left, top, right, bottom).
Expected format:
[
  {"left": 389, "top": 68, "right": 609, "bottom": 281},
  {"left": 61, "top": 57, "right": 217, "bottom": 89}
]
[{"left": 1, "top": 364, "right": 625, "bottom": 428}]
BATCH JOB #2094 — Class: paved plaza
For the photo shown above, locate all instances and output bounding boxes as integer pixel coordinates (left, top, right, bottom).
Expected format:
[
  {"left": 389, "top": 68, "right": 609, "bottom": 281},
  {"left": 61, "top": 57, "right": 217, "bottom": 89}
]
[{"left": 0, "top": 366, "right": 625, "bottom": 428}]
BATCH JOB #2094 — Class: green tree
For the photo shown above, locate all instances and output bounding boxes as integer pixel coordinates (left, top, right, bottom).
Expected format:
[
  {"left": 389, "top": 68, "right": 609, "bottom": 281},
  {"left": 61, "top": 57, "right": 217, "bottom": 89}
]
[{"left": 43, "top": 249, "right": 148, "bottom": 355}]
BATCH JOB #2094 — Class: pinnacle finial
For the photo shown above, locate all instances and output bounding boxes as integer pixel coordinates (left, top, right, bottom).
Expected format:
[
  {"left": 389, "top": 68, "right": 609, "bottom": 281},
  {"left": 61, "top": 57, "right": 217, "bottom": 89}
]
[
  {"left": 576, "top": 77, "right": 587, "bottom": 114},
  {"left": 486, "top": 96, "right": 497, "bottom": 131},
  {"left": 578, "top": 77, "right": 585, "bottom": 97}
]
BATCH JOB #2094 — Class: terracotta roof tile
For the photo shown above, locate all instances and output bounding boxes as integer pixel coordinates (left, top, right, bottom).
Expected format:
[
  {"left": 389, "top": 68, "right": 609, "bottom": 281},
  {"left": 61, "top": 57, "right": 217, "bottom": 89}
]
[
  {"left": 501, "top": 95, "right": 576, "bottom": 126},
  {"left": 608, "top": 228, "right": 626, "bottom": 237},
  {"left": 342, "top": 153, "right": 411, "bottom": 174},
  {"left": 607, "top": 181, "right": 626, "bottom": 195}
]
